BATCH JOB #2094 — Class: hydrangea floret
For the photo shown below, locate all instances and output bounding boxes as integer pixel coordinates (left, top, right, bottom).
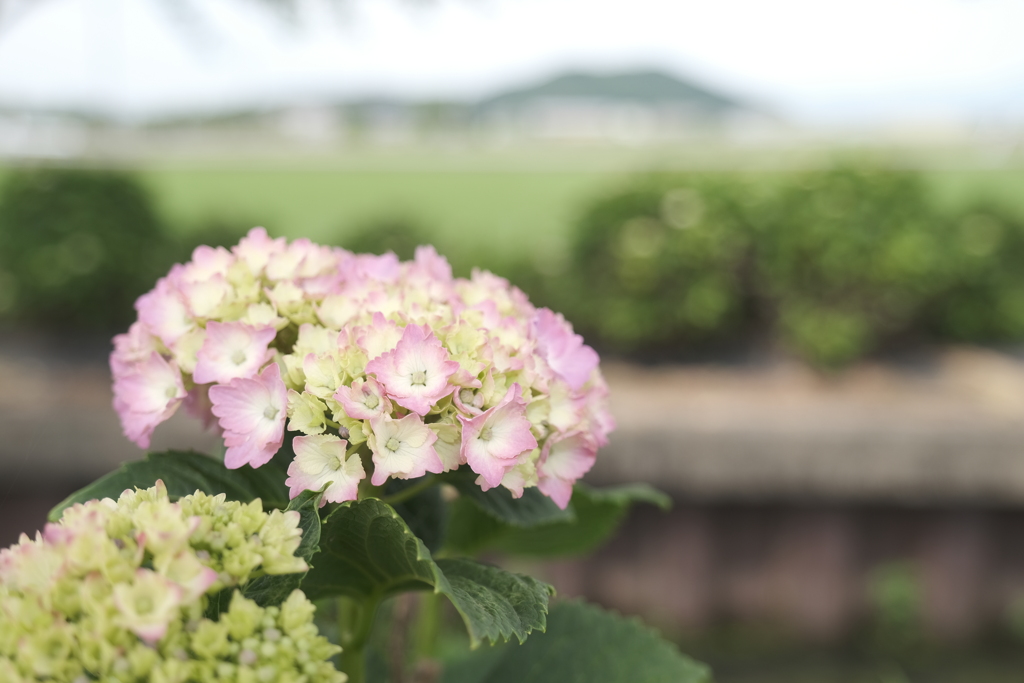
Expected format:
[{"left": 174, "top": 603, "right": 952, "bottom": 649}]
[
  {"left": 111, "top": 230, "right": 615, "bottom": 509},
  {"left": 0, "top": 483, "right": 344, "bottom": 683}
]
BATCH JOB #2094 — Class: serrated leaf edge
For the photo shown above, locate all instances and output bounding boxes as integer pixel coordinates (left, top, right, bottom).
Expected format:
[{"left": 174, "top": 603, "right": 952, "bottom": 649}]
[
  {"left": 322, "top": 498, "right": 551, "bottom": 648},
  {"left": 556, "top": 599, "right": 713, "bottom": 683}
]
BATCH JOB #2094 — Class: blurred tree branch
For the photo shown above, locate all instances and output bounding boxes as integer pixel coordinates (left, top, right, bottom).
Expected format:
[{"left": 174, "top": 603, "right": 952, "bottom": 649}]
[
  {"left": 0, "top": 0, "right": 439, "bottom": 24},
  {"left": 0, "top": 0, "right": 440, "bottom": 39}
]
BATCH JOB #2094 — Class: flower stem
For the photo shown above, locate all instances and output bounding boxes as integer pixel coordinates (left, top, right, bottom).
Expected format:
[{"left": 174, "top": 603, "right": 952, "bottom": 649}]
[
  {"left": 379, "top": 475, "right": 438, "bottom": 507},
  {"left": 337, "top": 594, "right": 381, "bottom": 683},
  {"left": 412, "top": 592, "right": 441, "bottom": 661}
]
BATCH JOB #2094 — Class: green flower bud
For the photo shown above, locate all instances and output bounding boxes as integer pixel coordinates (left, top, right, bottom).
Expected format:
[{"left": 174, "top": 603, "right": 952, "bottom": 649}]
[
  {"left": 288, "top": 390, "right": 329, "bottom": 435},
  {"left": 191, "top": 620, "right": 231, "bottom": 660},
  {"left": 0, "top": 485, "right": 342, "bottom": 681},
  {"left": 129, "top": 643, "right": 159, "bottom": 678},
  {"left": 279, "top": 590, "right": 316, "bottom": 637},
  {"left": 235, "top": 500, "right": 267, "bottom": 537},
  {"left": 223, "top": 592, "right": 263, "bottom": 641}
]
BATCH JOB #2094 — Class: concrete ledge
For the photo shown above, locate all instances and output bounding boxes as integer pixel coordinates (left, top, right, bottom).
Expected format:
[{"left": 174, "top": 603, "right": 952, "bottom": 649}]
[
  {"left": 591, "top": 351, "right": 1024, "bottom": 505},
  {"left": 593, "top": 428, "right": 1024, "bottom": 504}
]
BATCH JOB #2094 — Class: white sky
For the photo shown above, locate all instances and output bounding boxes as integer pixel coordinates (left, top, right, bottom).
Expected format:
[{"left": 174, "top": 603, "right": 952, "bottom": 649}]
[{"left": 0, "top": 0, "right": 1022, "bottom": 123}]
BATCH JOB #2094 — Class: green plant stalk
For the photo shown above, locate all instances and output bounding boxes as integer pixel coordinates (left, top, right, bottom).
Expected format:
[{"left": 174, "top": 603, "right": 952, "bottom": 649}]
[
  {"left": 380, "top": 475, "right": 438, "bottom": 507},
  {"left": 412, "top": 591, "right": 441, "bottom": 662},
  {"left": 337, "top": 594, "right": 382, "bottom": 683}
]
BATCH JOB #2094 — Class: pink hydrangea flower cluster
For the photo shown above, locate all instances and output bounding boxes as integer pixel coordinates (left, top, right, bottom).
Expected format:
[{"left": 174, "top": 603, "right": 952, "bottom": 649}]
[{"left": 111, "top": 228, "right": 614, "bottom": 508}]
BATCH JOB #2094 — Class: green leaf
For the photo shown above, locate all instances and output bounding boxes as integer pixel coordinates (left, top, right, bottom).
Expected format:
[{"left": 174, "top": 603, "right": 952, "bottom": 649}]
[
  {"left": 440, "top": 600, "right": 712, "bottom": 683},
  {"left": 385, "top": 478, "right": 448, "bottom": 553},
  {"left": 446, "top": 483, "right": 670, "bottom": 558},
  {"left": 445, "top": 499, "right": 505, "bottom": 558},
  {"left": 302, "top": 498, "right": 551, "bottom": 647},
  {"left": 443, "top": 470, "right": 574, "bottom": 528},
  {"left": 436, "top": 559, "right": 553, "bottom": 646},
  {"left": 301, "top": 498, "right": 435, "bottom": 600},
  {"left": 49, "top": 449, "right": 290, "bottom": 521},
  {"left": 241, "top": 489, "right": 324, "bottom": 607},
  {"left": 580, "top": 482, "right": 672, "bottom": 510}
]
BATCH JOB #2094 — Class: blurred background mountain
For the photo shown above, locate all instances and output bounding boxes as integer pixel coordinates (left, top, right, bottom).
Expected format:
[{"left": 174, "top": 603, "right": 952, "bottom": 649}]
[
  {"left": 0, "top": 66, "right": 764, "bottom": 154},
  {"left": 4, "top": 1, "right": 1024, "bottom": 681}
]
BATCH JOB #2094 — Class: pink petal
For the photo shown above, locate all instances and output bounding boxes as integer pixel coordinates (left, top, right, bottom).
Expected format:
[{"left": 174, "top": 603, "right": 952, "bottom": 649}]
[
  {"left": 367, "top": 414, "right": 443, "bottom": 486},
  {"left": 233, "top": 227, "right": 286, "bottom": 275},
  {"left": 351, "top": 252, "right": 401, "bottom": 282},
  {"left": 110, "top": 322, "right": 157, "bottom": 376},
  {"left": 135, "top": 276, "right": 194, "bottom": 347},
  {"left": 366, "top": 324, "right": 459, "bottom": 416},
  {"left": 112, "top": 352, "right": 186, "bottom": 449},
  {"left": 184, "top": 245, "right": 234, "bottom": 282},
  {"left": 413, "top": 245, "right": 452, "bottom": 282},
  {"left": 356, "top": 312, "right": 403, "bottom": 361},
  {"left": 334, "top": 377, "right": 392, "bottom": 420},
  {"left": 458, "top": 384, "right": 537, "bottom": 488},
  {"left": 193, "top": 321, "right": 276, "bottom": 385},
  {"left": 533, "top": 308, "right": 599, "bottom": 391},
  {"left": 538, "top": 432, "right": 596, "bottom": 509},
  {"left": 286, "top": 434, "right": 363, "bottom": 505},
  {"left": 210, "top": 364, "right": 287, "bottom": 469}
]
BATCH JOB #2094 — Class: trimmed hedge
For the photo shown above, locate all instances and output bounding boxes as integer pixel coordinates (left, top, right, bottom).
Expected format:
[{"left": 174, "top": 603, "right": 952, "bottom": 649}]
[
  {"left": 6, "top": 164, "right": 1024, "bottom": 368},
  {"left": 0, "top": 168, "right": 255, "bottom": 334},
  {"left": 0, "top": 168, "right": 173, "bottom": 331},
  {"left": 342, "top": 215, "right": 429, "bottom": 261},
  {"left": 568, "top": 176, "right": 758, "bottom": 353},
  {"left": 754, "top": 167, "right": 957, "bottom": 365},
  {"left": 534, "top": 166, "right": 1024, "bottom": 366},
  {"left": 926, "top": 202, "right": 1024, "bottom": 344}
]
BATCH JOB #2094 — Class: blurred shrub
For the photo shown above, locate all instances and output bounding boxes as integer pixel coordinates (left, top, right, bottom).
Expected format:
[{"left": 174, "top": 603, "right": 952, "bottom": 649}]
[
  {"left": 866, "top": 562, "right": 925, "bottom": 655},
  {"left": 175, "top": 218, "right": 253, "bottom": 256},
  {"left": 925, "top": 203, "right": 1024, "bottom": 343},
  {"left": 554, "top": 165, "right": 1024, "bottom": 366},
  {"left": 1005, "top": 594, "right": 1024, "bottom": 642},
  {"left": 8, "top": 162, "right": 1024, "bottom": 368},
  {"left": 0, "top": 167, "right": 174, "bottom": 332},
  {"left": 754, "top": 167, "right": 955, "bottom": 366},
  {"left": 557, "top": 175, "right": 761, "bottom": 355},
  {"left": 342, "top": 215, "right": 429, "bottom": 261}
]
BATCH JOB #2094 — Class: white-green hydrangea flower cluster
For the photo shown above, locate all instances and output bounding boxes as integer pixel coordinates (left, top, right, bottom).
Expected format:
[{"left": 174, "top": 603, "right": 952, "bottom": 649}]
[{"left": 0, "top": 483, "right": 344, "bottom": 683}]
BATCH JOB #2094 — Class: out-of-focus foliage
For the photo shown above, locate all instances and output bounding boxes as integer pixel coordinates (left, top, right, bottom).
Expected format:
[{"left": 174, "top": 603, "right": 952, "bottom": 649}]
[
  {"left": 562, "top": 175, "right": 759, "bottom": 355},
  {"left": 866, "top": 562, "right": 926, "bottom": 655},
  {"left": 926, "top": 203, "right": 1024, "bottom": 343},
  {"left": 0, "top": 167, "right": 258, "bottom": 334},
  {"left": 6, "top": 163, "right": 1024, "bottom": 367},
  {"left": 535, "top": 165, "right": 1024, "bottom": 367},
  {"left": 177, "top": 217, "right": 254, "bottom": 253},
  {"left": 342, "top": 215, "right": 430, "bottom": 261},
  {"left": 0, "top": 167, "right": 173, "bottom": 331},
  {"left": 754, "top": 168, "right": 953, "bottom": 366}
]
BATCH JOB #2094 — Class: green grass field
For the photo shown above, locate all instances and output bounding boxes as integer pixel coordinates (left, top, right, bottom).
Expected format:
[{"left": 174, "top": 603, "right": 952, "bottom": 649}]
[
  {"left": 4, "top": 147, "right": 1023, "bottom": 270},
  {"left": 139, "top": 162, "right": 1024, "bottom": 270},
  {"left": 141, "top": 166, "right": 621, "bottom": 266}
]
